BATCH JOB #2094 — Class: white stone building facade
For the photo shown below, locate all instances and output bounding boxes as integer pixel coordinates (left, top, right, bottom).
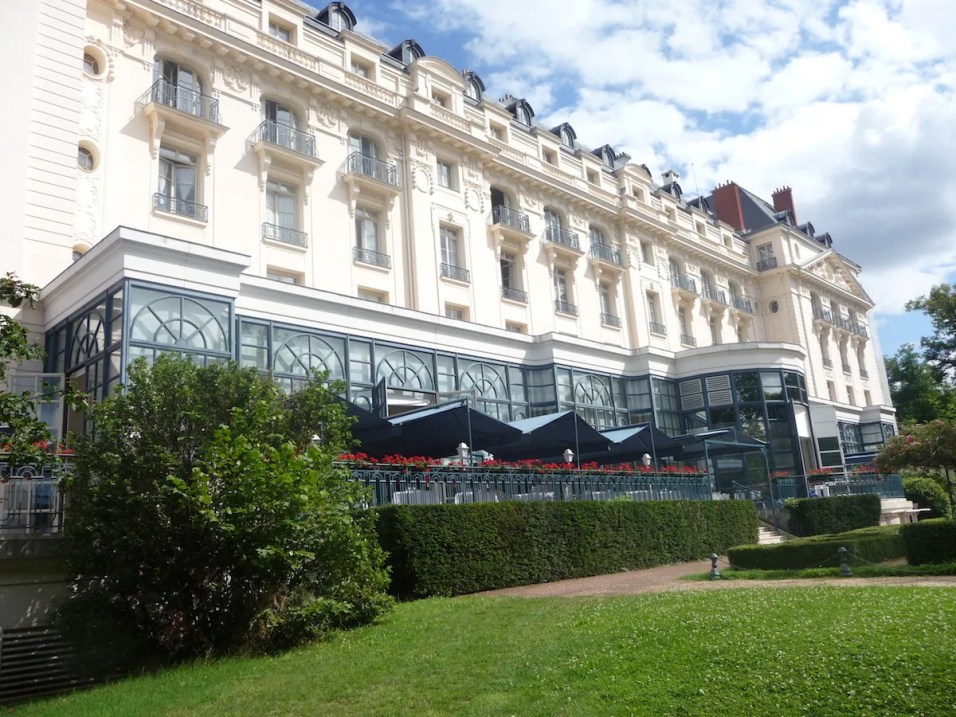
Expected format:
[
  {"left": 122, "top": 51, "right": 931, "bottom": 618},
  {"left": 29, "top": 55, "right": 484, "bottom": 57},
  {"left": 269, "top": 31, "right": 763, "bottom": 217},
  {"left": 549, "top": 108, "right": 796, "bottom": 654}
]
[{"left": 2, "top": 0, "right": 896, "bottom": 483}]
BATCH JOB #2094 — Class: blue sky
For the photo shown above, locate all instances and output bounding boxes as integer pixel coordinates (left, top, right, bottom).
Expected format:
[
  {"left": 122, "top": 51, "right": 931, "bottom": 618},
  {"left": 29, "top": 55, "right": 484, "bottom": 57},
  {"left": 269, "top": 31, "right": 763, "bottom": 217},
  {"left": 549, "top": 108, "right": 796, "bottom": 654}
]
[{"left": 324, "top": 0, "right": 956, "bottom": 357}]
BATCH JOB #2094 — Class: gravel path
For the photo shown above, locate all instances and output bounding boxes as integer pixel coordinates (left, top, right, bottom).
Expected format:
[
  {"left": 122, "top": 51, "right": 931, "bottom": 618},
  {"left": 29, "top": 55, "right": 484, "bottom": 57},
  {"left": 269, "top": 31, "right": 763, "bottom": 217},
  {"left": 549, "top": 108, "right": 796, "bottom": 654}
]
[{"left": 477, "top": 561, "right": 956, "bottom": 597}]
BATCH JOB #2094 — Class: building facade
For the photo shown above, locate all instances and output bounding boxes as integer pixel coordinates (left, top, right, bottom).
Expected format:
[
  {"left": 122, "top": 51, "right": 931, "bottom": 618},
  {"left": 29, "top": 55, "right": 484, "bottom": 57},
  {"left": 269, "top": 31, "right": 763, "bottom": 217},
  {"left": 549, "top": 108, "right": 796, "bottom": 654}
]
[{"left": 3, "top": 0, "right": 896, "bottom": 485}]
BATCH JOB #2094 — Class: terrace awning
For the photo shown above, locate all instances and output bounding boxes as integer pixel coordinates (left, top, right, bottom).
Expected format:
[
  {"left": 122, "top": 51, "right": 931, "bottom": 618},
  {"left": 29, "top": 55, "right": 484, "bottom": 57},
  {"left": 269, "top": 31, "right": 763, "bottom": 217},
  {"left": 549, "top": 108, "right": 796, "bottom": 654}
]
[
  {"left": 672, "top": 427, "right": 767, "bottom": 459},
  {"left": 575, "top": 423, "right": 681, "bottom": 465},
  {"left": 491, "top": 410, "right": 611, "bottom": 461},
  {"left": 353, "top": 399, "right": 522, "bottom": 458}
]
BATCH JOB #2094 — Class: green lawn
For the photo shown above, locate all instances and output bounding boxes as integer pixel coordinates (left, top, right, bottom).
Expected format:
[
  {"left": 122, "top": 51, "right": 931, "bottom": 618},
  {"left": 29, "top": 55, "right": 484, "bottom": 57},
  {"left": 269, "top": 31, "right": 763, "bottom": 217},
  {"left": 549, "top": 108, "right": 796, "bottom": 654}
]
[
  {"left": 683, "top": 562, "right": 956, "bottom": 581},
  {"left": 13, "top": 587, "right": 956, "bottom": 717}
]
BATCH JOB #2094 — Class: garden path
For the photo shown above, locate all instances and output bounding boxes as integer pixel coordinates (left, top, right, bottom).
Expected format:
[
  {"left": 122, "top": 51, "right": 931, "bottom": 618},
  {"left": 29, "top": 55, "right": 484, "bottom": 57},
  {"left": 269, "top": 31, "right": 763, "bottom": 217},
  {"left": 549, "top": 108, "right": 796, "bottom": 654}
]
[{"left": 478, "top": 561, "right": 956, "bottom": 597}]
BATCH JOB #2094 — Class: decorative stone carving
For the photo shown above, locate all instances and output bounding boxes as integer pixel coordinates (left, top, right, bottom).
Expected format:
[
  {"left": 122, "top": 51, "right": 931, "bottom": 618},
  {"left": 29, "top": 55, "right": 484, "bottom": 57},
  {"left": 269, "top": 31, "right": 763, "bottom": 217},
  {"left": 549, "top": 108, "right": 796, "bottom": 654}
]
[
  {"left": 312, "top": 101, "right": 338, "bottom": 128},
  {"left": 79, "top": 82, "right": 104, "bottom": 138},
  {"left": 222, "top": 64, "right": 249, "bottom": 93},
  {"left": 74, "top": 174, "right": 98, "bottom": 243},
  {"left": 122, "top": 17, "right": 144, "bottom": 49},
  {"left": 464, "top": 184, "right": 484, "bottom": 213},
  {"left": 411, "top": 160, "right": 432, "bottom": 194}
]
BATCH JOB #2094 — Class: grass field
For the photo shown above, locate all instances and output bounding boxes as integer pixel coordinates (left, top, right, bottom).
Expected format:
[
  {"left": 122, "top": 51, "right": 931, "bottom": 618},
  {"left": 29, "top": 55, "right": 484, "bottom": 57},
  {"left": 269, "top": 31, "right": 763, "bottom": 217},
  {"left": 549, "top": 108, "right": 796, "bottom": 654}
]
[
  {"left": 12, "top": 587, "right": 956, "bottom": 717},
  {"left": 683, "top": 562, "right": 956, "bottom": 581}
]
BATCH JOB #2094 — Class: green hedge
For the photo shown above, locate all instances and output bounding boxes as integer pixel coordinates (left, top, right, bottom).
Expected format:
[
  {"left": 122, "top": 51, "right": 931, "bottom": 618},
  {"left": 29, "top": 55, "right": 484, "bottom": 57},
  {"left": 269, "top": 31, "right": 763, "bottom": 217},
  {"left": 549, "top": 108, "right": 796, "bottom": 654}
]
[
  {"left": 902, "top": 519, "right": 956, "bottom": 565},
  {"left": 903, "top": 477, "right": 951, "bottom": 519},
  {"left": 726, "top": 526, "right": 905, "bottom": 570},
  {"left": 784, "top": 494, "right": 881, "bottom": 536},
  {"left": 376, "top": 500, "right": 758, "bottom": 598}
]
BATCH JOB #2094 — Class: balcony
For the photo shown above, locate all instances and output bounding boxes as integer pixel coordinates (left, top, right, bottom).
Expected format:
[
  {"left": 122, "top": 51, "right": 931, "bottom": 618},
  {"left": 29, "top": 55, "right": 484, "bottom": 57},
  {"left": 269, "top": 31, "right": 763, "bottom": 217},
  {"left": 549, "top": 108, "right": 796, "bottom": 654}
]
[
  {"left": 153, "top": 193, "right": 208, "bottom": 222},
  {"left": 731, "top": 295, "right": 754, "bottom": 313},
  {"left": 649, "top": 322, "right": 666, "bottom": 336},
  {"left": 341, "top": 152, "right": 401, "bottom": 211},
  {"left": 852, "top": 323, "right": 869, "bottom": 339},
  {"left": 756, "top": 256, "right": 778, "bottom": 271},
  {"left": 842, "top": 363, "right": 852, "bottom": 375},
  {"left": 823, "top": 358, "right": 833, "bottom": 369},
  {"left": 544, "top": 225, "right": 581, "bottom": 251},
  {"left": 701, "top": 283, "right": 728, "bottom": 306},
  {"left": 440, "top": 263, "right": 470, "bottom": 283},
  {"left": 680, "top": 334, "right": 697, "bottom": 347},
  {"left": 860, "top": 369, "right": 869, "bottom": 379},
  {"left": 501, "top": 286, "right": 528, "bottom": 303},
  {"left": 252, "top": 119, "right": 317, "bottom": 158},
  {"left": 262, "top": 222, "right": 308, "bottom": 248},
  {"left": 138, "top": 79, "right": 227, "bottom": 160},
  {"left": 813, "top": 306, "right": 834, "bottom": 323},
  {"left": 492, "top": 205, "right": 531, "bottom": 233},
  {"left": 554, "top": 299, "right": 578, "bottom": 316},
  {"left": 589, "top": 243, "right": 623, "bottom": 266},
  {"left": 601, "top": 313, "right": 621, "bottom": 328},
  {"left": 353, "top": 246, "right": 391, "bottom": 269}
]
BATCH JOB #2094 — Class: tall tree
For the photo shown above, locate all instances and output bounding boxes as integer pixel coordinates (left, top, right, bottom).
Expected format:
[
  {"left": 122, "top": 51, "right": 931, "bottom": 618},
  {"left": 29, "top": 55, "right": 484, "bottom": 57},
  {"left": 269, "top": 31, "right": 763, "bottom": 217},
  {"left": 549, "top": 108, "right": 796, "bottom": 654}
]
[
  {"left": 907, "top": 283, "right": 956, "bottom": 380},
  {"left": 885, "top": 344, "right": 956, "bottom": 424}
]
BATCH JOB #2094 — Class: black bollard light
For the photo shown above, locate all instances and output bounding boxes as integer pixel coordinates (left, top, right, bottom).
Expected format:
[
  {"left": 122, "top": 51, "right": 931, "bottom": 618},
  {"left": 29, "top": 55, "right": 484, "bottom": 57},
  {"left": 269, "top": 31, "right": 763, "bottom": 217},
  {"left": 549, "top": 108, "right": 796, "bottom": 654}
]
[
  {"left": 709, "top": 553, "right": 721, "bottom": 580},
  {"left": 838, "top": 546, "right": 852, "bottom": 577}
]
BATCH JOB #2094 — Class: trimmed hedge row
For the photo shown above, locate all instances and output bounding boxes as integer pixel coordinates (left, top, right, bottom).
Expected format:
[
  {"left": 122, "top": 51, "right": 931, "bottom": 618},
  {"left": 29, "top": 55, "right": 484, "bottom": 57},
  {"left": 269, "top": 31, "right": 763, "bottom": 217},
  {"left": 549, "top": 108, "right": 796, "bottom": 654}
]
[
  {"left": 726, "top": 526, "right": 905, "bottom": 570},
  {"left": 903, "top": 519, "right": 956, "bottom": 565},
  {"left": 785, "top": 494, "right": 881, "bottom": 536},
  {"left": 376, "top": 499, "right": 758, "bottom": 598}
]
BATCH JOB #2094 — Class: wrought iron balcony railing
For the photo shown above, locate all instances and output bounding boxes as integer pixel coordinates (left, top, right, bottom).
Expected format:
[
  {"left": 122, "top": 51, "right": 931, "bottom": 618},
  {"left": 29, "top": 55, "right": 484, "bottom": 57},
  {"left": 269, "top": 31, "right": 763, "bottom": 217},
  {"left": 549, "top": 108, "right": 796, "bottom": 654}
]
[
  {"left": 702, "top": 284, "right": 727, "bottom": 304},
  {"left": 554, "top": 299, "right": 578, "bottom": 316},
  {"left": 501, "top": 286, "right": 528, "bottom": 303},
  {"left": 353, "top": 246, "right": 391, "bottom": 268},
  {"left": 140, "top": 78, "right": 220, "bottom": 123},
  {"left": 343, "top": 152, "right": 399, "bottom": 186},
  {"left": 262, "top": 222, "right": 308, "bottom": 247},
  {"left": 860, "top": 369, "right": 869, "bottom": 379},
  {"left": 153, "top": 193, "right": 208, "bottom": 222},
  {"left": 590, "top": 243, "right": 623, "bottom": 265},
  {"left": 732, "top": 295, "right": 754, "bottom": 313},
  {"left": 680, "top": 334, "right": 697, "bottom": 347},
  {"left": 492, "top": 205, "right": 530, "bottom": 232},
  {"left": 544, "top": 224, "right": 581, "bottom": 250},
  {"left": 649, "top": 321, "right": 666, "bottom": 336},
  {"left": 823, "top": 358, "right": 833, "bottom": 369},
  {"left": 813, "top": 306, "right": 834, "bottom": 323},
  {"left": 842, "top": 362, "right": 852, "bottom": 374},
  {"left": 671, "top": 272, "right": 697, "bottom": 293},
  {"left": 852, "top": 323, "right": 869, "bottom": 338},
  {"left": 756, "top": 256, "right": 778, "bottom": 271},
  {"left": 440, "top": 263, "right": 470, "bottom": 283},
  {"left": 601, "top": 313, "right": 621, "bottom": 328},
  {"left": 253, "top": 120, "right": 317, "bottom": 157}
]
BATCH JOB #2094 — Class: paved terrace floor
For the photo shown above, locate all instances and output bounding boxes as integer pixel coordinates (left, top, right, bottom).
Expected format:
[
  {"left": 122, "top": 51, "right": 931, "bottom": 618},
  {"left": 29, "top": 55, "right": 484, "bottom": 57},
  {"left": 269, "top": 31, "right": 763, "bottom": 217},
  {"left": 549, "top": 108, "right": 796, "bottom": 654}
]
[{"left": 478, "top": 561, "right": 956, "bottom": 597}]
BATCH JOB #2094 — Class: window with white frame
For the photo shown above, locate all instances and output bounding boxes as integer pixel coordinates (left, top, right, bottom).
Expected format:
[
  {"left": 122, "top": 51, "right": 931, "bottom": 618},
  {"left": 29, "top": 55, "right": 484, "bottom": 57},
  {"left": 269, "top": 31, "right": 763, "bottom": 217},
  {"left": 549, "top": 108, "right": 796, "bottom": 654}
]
[
  {"left": 445, "top": 304, "right": 467, "bottom": 321},
  {"left": 647, "top": 292, "right": 663, "bottom": 333},
  {"left": 263, "top": 99, "right": 299, "bottom": 150},
  {"left": 154, "top": 59, "right": 204, "bottom": 116},
  {"left": 553, "top": 268, "right": 572, "bottom": 307},
  {"left": 266, "top": 268, "right": 303, "bottom": 285},
  {"left": 357, "top": 288, "right": 387, "bottom": 303},
  {"left": 431, "top": 90, "right": 449, "bottom": 107},
  {"left": 641, "top": 241, "right": 654, "bottom": 265},
  {"left": 354, "top": 207, "right": 380, "bottom": 253},
  {"left": 847, "top": 386, "right": 856, "bottom": 405},
  {"left": 678, "top": 308, "right": 693, "bottom": 342},
  {"left": 266, "top": 179, "right": 298, "bottom": 234},
  {"left": 350, "top": 59, "right": 370, "bottom": 77},
  {"left": 77, "top": 146, "right": 94, "bottom": 171},
  {"left": 543, "top": 149, "right": 556, "bottom": 165},
  {"left": 440, "top": 225, "right": 461, "bottom": 268},
  {"left": 157, "top": 145, "right": 201, "bottom": 218},
  {"left": 599, "top": 282, "right": 615, "bottom": 317},
  {"left": 589, "top": 225, "right": 605, "bottom": 247},
  {"left": 83, "top": 53, "right": 99, "bottom": 75},
  {"left": 269, "top": 21, "right": 292, "bottom": 42},
  {"left": 489, "top": 123, "right": 505, "bottom": 141},
  {"left": 500, "top": 252, "right": 519, "bottom": 290},
  {"left": 436, "top": 159, "right": 456, "bottom": 190},
  {"left": 506, "top": 322, "right": 527, "bottom": 334},
  {"left": 710, "top": 317, "right": 721, "bottom": 345}
]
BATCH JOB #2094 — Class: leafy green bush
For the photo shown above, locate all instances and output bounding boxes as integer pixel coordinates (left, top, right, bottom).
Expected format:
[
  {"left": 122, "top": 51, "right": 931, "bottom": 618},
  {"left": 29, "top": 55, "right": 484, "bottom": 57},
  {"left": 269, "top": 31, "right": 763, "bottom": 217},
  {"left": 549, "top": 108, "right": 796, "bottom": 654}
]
[
  {"left": 59, "top": 356, "right": 392, "bottom": 672},
  {"left": 784, "top": 494, "right": 881, "bottom": 536},
  {"left": 376, "top": 499, "right": 758, "bottom": 598},
  {"left": 726, "top": 526, "right": 905, "bottom": 570},
  {"left": 903, "top": 476, "right": 951, "bottom": 519},
  {"left": 902, "top": 519, "right": 956, "bottom": 565}
]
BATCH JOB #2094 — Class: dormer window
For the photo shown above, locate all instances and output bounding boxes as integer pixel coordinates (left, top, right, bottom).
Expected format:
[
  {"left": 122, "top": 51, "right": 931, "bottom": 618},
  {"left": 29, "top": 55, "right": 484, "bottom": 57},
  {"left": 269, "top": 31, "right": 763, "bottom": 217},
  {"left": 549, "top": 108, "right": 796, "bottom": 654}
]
[
  {"left": 462, "top": 71, "right": 484, "bottom": 102},
  {"left": 516, "top": 104, "right": 531, "bottom": 125},
  {"left": 316, "top": 2, "right": 356, "bottom": 32},
  {"left": 388, "top": 39, "right": 425, "bottom": 65},
  {"left": 602, "top": 147, "right": 614, "bottom": 168},
  {"left": 561, "top": 127, "right": 574, "bottom": 147}
]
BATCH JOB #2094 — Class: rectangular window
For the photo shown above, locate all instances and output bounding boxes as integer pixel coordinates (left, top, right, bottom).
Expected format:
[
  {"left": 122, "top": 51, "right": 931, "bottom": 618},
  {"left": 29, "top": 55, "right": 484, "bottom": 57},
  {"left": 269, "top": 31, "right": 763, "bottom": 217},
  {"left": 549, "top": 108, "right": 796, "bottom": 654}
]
[
  {"left": 269, "top": 21, "right": 292, "bottom": 42},
  {"left": 586, "top": 169, "right": 599, "bottom": 184},
  {"left": 599, "top": 282, "right": 613, "bottom": 316},
  {"left": 354, "top": 207, "right": 379, "bottom": 252},
  {"left": 757, "top": 242, "right": 775, "bottom": 260},
  {"left": 266, "top": 268, "right": 302, "bottom": 285},
  {"left": 350, "top": 60, "right": 370, "bottom": 77},
  {"left": 678, "top": 308, "right": 690, "bottom": 336},
  {"left": 827, "top": 380, "right": 837, "bottom": 402},
  {"left": 357, "top": 288, "right": 386, "bottom": 303},
  {"left": 436, "top": 159, "right": 456, "bottom": 190},
  {"left": 157, "top": 146, "right": 200, "bottom": 217},
  {"left": 847, "top": 386, "right": 855, "bottom": 405},
  {"left": 440, "top": 225, "right": 460, "bottom": 267},
  {"left": 500, "top": 253, "right": 517, "bottom": 289},
  {"left": 641, "top": 241, "right": 654, "bottom": 265},
  {"left": 266, "top": 179, "right": 297, "bottom": 230},
  {"left": 431, "top": 91, "right": 449, "bottom": 107},
  {"left": 709, "top": 318, "right": 721, "bottom": 345},
  {"left": 553, "top": 269, "right": 570, "bottom": 303},
  {"left": 445, "top": 304, "right": 467, "bottom": 320},
  {"left": 489, "top": 123, "right": 505, "bottom": 141},
  {"left": 646, "top": 292, "right": 661, "bottom": 323},
  {"left": 543, "top": 149, "right": 556, "bottom": 165},
  {"left": 506, "top": 322, "right": 526, "bottom": 334}
]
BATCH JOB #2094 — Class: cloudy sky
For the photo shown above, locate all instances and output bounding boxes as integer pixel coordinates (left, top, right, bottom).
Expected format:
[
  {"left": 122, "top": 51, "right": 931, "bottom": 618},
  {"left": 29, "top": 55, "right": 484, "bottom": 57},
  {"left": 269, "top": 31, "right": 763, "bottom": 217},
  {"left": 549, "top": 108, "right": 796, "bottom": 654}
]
[{"left": 338, "top": 0, "right": 955, "bottom": 356}]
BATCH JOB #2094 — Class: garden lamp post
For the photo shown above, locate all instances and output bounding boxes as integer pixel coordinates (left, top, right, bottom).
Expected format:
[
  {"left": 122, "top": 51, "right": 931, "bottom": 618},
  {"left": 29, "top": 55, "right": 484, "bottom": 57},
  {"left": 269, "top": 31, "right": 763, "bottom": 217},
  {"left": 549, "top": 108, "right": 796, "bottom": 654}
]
[
  {"left": 457, "top": 441, "right": 470, "bottom": 465},
  {"left": 642, "top": 453, "right": 652, "bottom": 470},
  {"left": 563, "top": 448, "right": 574, "bottom": 465}
]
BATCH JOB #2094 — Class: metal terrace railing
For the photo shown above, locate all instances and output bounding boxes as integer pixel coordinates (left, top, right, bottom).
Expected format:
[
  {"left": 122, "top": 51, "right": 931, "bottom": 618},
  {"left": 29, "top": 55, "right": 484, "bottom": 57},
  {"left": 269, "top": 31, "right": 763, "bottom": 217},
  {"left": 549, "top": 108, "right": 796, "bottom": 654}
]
[
  {"left": 492, "top": 205, "right": 531, "bottom": 232},
  {"left": 252, "top": 119, "right": 317, "bottom": 157},
  {"left": 353, "top": 246, "right": 392, "bottom": 268},
  {"left": 501, "top": 286, "right": 528, "bottom": 303},
  {"left": 702, "top": 284, "right": 727, "bottom": 304},
  {"left": 601, "top": 313, "right": 621, "bottom": 328},
  {"left": 554, "top": 299, "right": 578, "bottom": 316},
  {"left": 262, "top": 222, "right": 308, "bottom": 247},
  {"left": 440, "top": 263, "right": 470, "bottom": 283},
  {"left": 342, "top": 152, "right": 399, "bottom": 186},
  {"left": 544, "top": 224, "right": 581, "bottom": 250},
  {"left": 590, "top": 243, "right": 623, "bottom": 265},
  {"left": 671, "top": 272, "right": 697, "bottom": 293},
  {"left": 140, "top": 78, "right": 220, "bottom": 123},
  {"left": 756, "top": 257, "right": 778, "bottom": 271},
  {"left": 153, "top": 193, "right": 208, "bottom": 222}
]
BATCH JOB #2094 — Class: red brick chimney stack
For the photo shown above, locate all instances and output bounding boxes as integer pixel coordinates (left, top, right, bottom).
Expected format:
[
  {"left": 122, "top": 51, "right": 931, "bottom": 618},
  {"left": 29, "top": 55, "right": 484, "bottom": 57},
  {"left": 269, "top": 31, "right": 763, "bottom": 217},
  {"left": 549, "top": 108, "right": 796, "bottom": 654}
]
[
  {"left": 711, "top": 181, "right": 745, "bottom": 231},
  {"left": 771, "top": 186, "right": 796, "bottom": 225}
]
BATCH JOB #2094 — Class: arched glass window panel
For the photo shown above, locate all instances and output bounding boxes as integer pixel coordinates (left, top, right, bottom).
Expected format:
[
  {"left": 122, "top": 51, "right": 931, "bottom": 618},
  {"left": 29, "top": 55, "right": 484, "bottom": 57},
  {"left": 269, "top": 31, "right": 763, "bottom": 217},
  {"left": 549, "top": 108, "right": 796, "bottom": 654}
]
[
  {"left": 516, "top": 104, "right": 531, "bottom": 126},
  {"left": 574, "top": 374, "right": 612, "bottom": 407},
  {"left": 273, "top": 330, "right": 346, "bottom": 381},
  {"left": 560, "top": 127, "right": 574, "bottom": 147},
  {"left": 459, "top": 362, "right": 509, "bottom": 401},
  {"left": 376, "top": 349, "right": 434, "bottom": 390},
  {"left": 589, "top": 225, "right": 605, "bottom": 246},
  {"left": 602, "top": 147, "right": 614, "bottom": 168},
  {"left": 129, "top": 290, "right": 230, "bottom": 354},
  {"left": 69, "top": 307, "right": 106, "bottom": 370},
  {"left": 464, "top": 78, "right": 481, "bottom": 101}
]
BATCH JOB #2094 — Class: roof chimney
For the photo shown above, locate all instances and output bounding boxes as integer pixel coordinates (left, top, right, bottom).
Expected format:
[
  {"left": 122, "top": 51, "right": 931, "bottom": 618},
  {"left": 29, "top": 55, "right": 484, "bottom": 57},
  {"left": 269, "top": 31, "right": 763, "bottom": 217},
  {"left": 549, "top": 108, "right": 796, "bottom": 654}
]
[
  {"left": 711, "top": 181, "right": 745, "bottom": 231},
  {"left": 771, "top": 186, "right": 796, "bottom": 225},
  {"left": 662, "top": 170, "right": 680, "bottom": 185}
]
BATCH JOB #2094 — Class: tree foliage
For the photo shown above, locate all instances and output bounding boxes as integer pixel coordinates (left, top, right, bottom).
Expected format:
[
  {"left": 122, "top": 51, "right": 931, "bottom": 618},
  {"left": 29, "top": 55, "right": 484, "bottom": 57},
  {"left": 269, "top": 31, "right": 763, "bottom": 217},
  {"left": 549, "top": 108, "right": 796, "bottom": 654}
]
[
  {"left": 906, "top": 283, "right": 956, "bottom": 380},
  {"left": 885, "top": 344, "right": 956, "bottom": 424},
  {"left": 58, "top": 355, "right": 392, "bottom": 671},
  {"left": 0, "top": 272, "right": 52, "bottom": 465},
  {"left": 876, "top": 420, "right": 956, "bottom": 517}
]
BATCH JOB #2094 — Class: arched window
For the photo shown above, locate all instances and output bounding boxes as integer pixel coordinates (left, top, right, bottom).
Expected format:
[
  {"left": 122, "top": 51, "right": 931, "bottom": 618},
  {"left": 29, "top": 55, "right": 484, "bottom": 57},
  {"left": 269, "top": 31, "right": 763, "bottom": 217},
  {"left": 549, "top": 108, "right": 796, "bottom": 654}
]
[
  {"left": 589, "top": 224, "right": 606, "bottom": 247},
  {"left": 389, "top": 40, "right": 424, "bottom": 65},
  {"left": 83, "top": 53, "right": 99, "bottom": 75},
  {"left": 462, "top": 71, "right": 484, "bottom": 102},
  {"left": 69, "top": 309, "right": 105, "bottom": 369},
  {"left": 326, "top": 3, "right": 356, "bottom": 31},
  {"left": 515, "top": 103, "right": 531, "bottom": 126},
  {"left": 129, "top": 294, "right": 229, "bottom": 353},
  {"left": 560, "top": 126, "right": 574, "bottom": 147},
  {"left": 262, "top": 99, "right": 300, "bottom": 150},
  {"left": 273, "top": 331, "right": 345, "bottom": 380},
  {"left": 154, "top": 58, "right": 204, "bottom": 116},
  {"left": 602, "top": 147, "right": 614, "bottom": 168},
  {"left": 376, "top": 349, "right": 434, "bottom": 391},
  {"left": 459, "top": 362, "right": 509, "bottom": 401}
]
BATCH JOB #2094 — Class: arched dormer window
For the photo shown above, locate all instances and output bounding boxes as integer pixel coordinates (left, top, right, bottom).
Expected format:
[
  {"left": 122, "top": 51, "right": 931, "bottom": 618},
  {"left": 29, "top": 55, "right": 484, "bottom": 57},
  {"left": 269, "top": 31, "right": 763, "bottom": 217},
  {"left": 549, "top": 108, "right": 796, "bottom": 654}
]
[
  {"left": 462, "top": 71, "right": 484, "bottom": 102},
  {"left": 388, "top": 39, "right": 424, "bottom": 65},
  {"left": 316, "top": 2, "right": 356, "bottom": 32},
  {"left": 500, "top": 95, "right": 534, "bottom": 127},
  {"left": 602, "top": 147, "right": 614, "bottom": 168},
  {"left": 552, "top": 122, "right": 576, "bottom": 148}
]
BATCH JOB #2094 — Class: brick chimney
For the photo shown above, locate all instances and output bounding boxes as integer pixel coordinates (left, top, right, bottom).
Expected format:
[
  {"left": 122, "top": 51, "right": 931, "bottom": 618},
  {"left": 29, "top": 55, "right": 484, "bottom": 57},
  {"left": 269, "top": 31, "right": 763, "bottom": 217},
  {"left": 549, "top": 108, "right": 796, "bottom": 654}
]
[
  {"left": 711, "top": 181, "right": 745, "bottom": 231},
  {"left": 771, "top": 186, "right": 796, "bottom": 224}
]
